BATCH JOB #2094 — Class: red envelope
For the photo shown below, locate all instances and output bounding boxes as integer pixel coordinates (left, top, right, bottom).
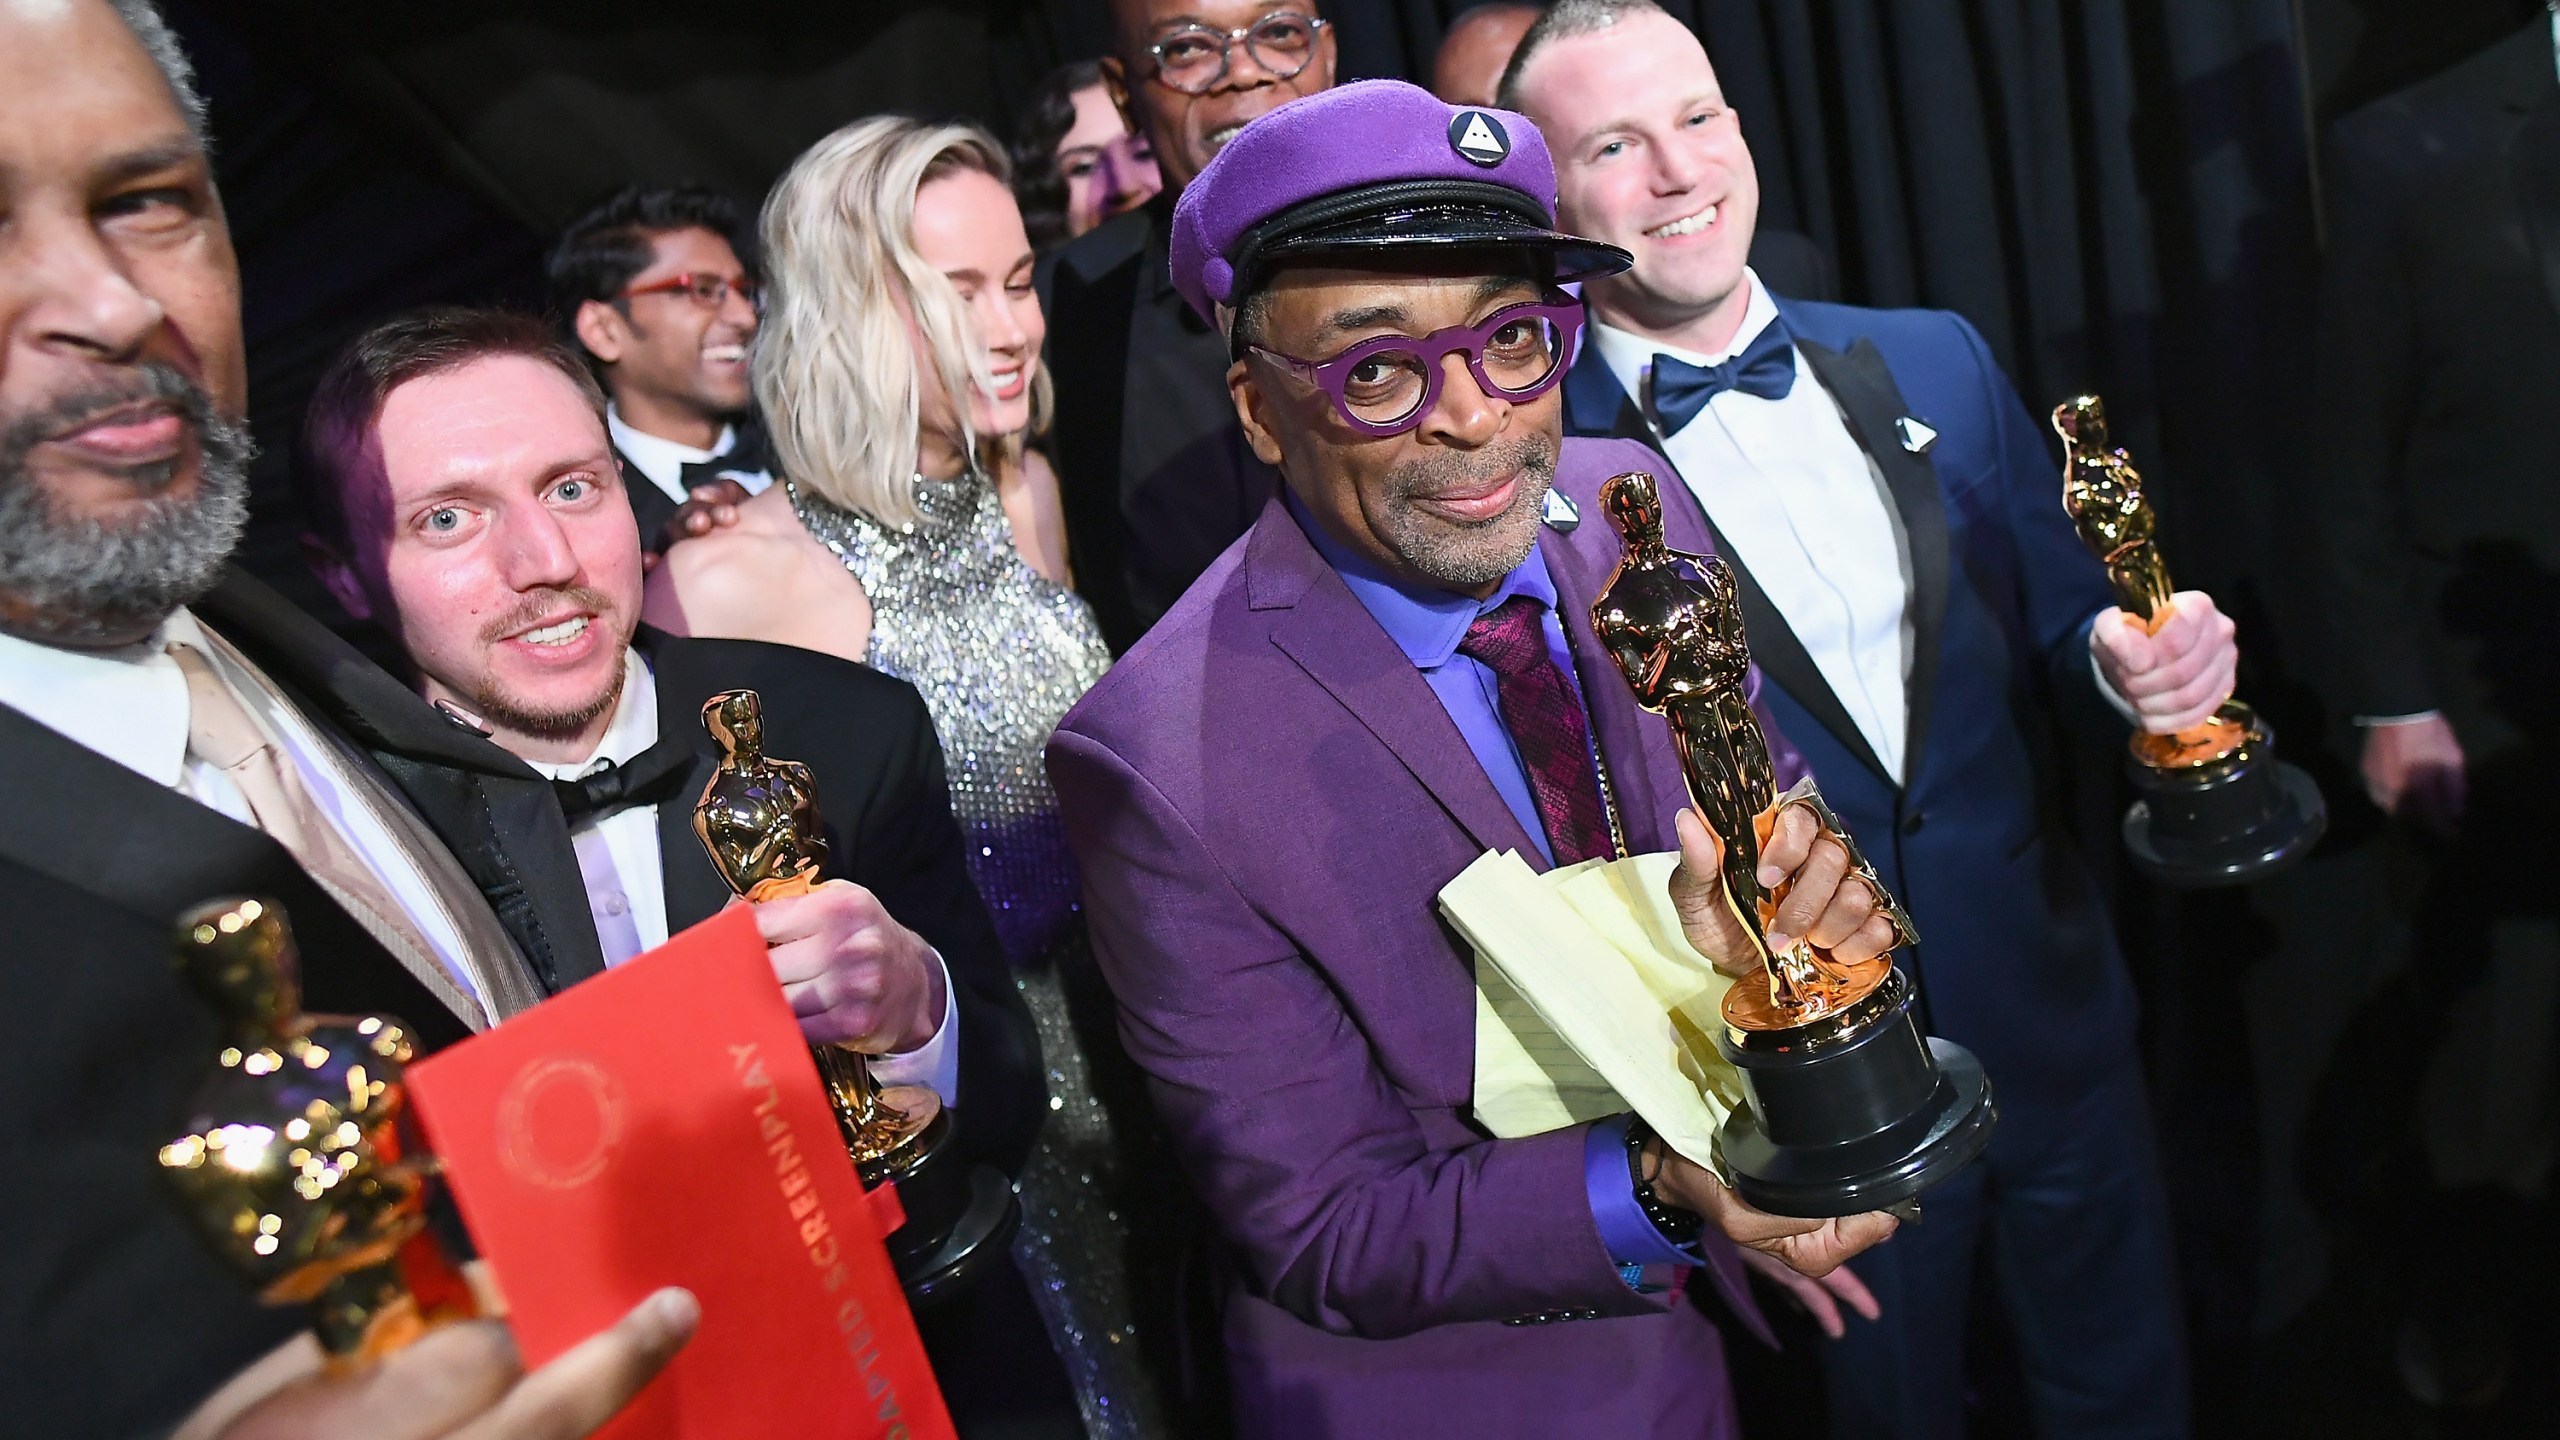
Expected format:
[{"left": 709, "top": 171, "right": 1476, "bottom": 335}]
[{"left": 408, "top": 906, "right": 952, "bottom": 1440}]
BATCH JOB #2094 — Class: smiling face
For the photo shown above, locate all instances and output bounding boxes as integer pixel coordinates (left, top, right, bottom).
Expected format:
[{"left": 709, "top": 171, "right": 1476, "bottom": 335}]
[
  {"left": 1512, "top": 10, "right": 1760, "bottom": 348},
  {"left": 1104, "top": 0, "right": 1336, "bottom": 190},
  {"left": 341, "top": 354, "right": 642, "bottom": 763},
  {"left": 1058, "top": 82, "right": 1162, "bottom": 237},
  {"left": 911, "top": 167, "right": 1045, "bottom": 441},
  {"left": 574, "top": 225, "right": 757, "bottom": 438},
  {"left": 0, "top": 0, "right": 252, "bottom": 645},
  {"left": 1231, "top": 264, "right": 1561, "bottom": 597}
]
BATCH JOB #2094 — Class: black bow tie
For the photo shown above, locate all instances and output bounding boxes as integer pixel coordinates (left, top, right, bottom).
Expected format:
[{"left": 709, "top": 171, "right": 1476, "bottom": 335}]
[
  {"left": 676, "top": 424, "right": 773, "bottom": 494},
  {"left": 552, "top": 734, "right": 698, "bottom": 823}
]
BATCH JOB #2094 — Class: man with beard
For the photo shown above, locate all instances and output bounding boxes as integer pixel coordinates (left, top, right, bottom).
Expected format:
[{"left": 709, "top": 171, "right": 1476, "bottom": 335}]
[
  {"left": 0, "top": 2, "right": 696, "bottom": 1434},
  {"left": 295, "top": 305, "right": 1069, "bottom": 1436},
  {"left": 1039, "top": 0, "right": 1337, "bottom": 654},
  {"left": 1047, "top": 81, "right": 1900, "bottom": 1439},
  {"left": 546, "top": 184, "right": 769, "bottom": 556}
]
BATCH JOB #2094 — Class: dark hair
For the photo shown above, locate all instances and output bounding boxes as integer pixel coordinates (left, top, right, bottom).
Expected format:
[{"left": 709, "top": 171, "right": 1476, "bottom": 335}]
[
  {"left": 1011, "top": 60, "right": 1106, "bottom": 253},
  {"left": 297, "top": 306, "right": 607, "bottom": 555},
  {"left": 544, "top": 183, "right": 751, "bottom": 358}
]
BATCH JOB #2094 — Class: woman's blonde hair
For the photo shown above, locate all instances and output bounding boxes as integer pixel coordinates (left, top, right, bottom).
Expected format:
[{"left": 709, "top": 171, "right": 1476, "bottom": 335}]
[{"left": 755, "top": 115, "right": 1052, "bottom": 528}]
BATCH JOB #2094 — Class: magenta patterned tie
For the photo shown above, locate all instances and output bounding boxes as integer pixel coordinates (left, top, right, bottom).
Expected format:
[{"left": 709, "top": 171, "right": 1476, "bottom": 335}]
[{"left": 1459, "top": 596, "right": 1616, "bottom": 866}]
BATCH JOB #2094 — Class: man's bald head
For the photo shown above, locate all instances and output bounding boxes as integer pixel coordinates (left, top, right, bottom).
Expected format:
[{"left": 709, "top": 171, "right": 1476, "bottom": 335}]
[{"left": 1432, "top": 4, "right": 1541, "bottom": 108}]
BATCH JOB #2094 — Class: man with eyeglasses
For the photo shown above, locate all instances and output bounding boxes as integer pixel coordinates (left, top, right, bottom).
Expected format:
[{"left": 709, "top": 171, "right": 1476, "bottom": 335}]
[
  {"left": 1049, "top": 80, "right": 1902, "bottom": 1439},
  {"left": 1041, "top": 0, "right": 1337, "bottom": 655},
  {"left": 547, "top": 184, "right": 771, "bottom": 557}
]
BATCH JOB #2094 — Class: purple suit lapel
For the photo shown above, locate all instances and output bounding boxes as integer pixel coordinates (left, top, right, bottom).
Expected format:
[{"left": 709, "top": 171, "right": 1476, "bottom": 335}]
[{"left": 1246, "top": 499, "right": 1549, "bottom": 866}]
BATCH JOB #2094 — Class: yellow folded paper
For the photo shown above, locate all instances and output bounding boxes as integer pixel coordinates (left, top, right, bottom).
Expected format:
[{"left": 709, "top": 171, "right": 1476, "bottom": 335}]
[{"left": 1442, "top": 849, "right": 1745, "bottom": 1177}]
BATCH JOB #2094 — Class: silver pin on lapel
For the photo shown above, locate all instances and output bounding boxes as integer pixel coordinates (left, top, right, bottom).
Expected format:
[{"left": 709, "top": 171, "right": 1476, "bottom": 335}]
[
  {"left": 1542, "top": 487, "right": 1581, "bottom": 532},
  {"left": 1896, "top": 416, "right": 1938, "bottom": 454}
]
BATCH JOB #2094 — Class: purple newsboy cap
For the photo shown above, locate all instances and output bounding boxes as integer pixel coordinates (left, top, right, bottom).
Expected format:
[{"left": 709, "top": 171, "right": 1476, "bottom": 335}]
[{"left": 1167, "top": 78, "right": 1630, "bottom": 324}]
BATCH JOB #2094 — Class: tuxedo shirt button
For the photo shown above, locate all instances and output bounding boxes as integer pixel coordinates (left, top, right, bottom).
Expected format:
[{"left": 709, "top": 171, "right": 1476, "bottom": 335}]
[{"left": 603, "top": 893, "right": 628, "bottom": 916}]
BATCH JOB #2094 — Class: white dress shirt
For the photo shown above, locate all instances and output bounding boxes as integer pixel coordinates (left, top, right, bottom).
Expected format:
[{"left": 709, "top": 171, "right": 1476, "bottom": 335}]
[
  {"left": 1593, "top": 272, "right": 2149, "bottom": 769},
  {"left": 607, "top": 404, "right": 773, "bottom": 503},
  {"left": 526, "top": 648, "right": 960, "bottom": 1101},
  {"left": 0, "top": 609, "right": 498, "bottom": 1017},
  {"left": 1592, "top": 272, "right": 1920, "bottom": 780}
]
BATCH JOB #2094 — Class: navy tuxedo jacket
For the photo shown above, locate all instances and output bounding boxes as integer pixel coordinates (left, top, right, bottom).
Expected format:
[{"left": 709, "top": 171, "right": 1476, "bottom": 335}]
[{"left": 1563, "top": 297, "right": 2134, "bottom": 1090}]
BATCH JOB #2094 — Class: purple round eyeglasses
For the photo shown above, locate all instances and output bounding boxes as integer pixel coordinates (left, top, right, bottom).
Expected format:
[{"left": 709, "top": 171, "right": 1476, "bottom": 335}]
[{"left": 1246, "top": 299, "right": 1585, "bottom": 438}]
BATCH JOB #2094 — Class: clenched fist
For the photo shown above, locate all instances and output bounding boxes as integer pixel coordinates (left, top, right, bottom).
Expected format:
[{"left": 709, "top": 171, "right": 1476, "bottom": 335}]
[{"left": 1667, "top": 804, "right": 1896, "bottom": 976}]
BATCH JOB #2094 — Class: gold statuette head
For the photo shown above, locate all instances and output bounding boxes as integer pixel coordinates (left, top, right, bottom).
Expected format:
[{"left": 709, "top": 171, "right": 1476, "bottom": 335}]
[
  {"left": 694, "top": 688, "right": 827, "bottom": 901},
  {"left": 2052, "top": 393, "right": 2175, "bottom": 622}
]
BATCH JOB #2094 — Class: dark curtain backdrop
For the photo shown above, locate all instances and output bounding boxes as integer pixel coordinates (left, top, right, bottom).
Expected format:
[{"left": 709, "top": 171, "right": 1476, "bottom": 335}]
[{"left": 159, "top": 3, "right": 2542, "bottom": 1414}]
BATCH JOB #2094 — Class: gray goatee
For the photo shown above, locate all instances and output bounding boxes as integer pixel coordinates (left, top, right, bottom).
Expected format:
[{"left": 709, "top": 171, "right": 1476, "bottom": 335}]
[{"left": 0, "top": 365, "right": 255, "bottom": 645}]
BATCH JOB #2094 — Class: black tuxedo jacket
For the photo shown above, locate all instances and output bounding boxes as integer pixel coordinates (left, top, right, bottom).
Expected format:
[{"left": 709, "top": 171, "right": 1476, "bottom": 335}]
[
  {"left": 1039, "top": 196, "right": 1279, "bottom": 655},
  {"left": 629, "top": 626, "right": 1043, "bottom": 1180},
  {"left": 0, "top": 568, "right": 603, "bottom": 1437},
  {"left": 2314, "top": 13, "right": 2560, "bottom": 760},
  {"left": 613, "top": 414, "right": 773, "bottom": 557},
  {"left": 617, "top": 443, "right": 683, "bottom": 555}
]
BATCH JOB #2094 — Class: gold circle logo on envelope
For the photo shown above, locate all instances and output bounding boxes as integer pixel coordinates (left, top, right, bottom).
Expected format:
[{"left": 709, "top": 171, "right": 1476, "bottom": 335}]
[{"left": 496, "top": 1056, "right": 627, "bottom": 1190}]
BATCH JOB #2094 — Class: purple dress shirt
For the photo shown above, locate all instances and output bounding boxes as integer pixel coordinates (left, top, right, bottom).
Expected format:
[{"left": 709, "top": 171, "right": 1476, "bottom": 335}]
[{"left": 1286, "top": 497, "right": 1702, "bottom": 1275}]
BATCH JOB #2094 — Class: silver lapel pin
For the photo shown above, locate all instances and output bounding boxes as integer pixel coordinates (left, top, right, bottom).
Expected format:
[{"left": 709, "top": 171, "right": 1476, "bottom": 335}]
[{"left": 1542, "top": 487, "right": 1581, "bottom": 532}]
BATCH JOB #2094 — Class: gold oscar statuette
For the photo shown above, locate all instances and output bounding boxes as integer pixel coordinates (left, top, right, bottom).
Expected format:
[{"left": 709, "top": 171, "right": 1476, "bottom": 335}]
[
  {"left": 1591, "top": 471, "right": 1994, "bottom": 1217},
  {"left": 2052, "top": 396, "right": 2325, "bottom": 885},
  {"left": 157, "top": 897, "right": 471, "bottom": 1364},
  {"left": 1588, "top": 471, "right": 1912, "bottom": 1031},
  {"left": 693, "top": 689, "right": 947, "bottom": 1182}
]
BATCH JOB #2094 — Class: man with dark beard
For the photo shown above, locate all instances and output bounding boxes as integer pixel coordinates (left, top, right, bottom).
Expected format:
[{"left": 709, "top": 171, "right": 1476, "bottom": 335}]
[
  {"left": 1046, "top": 81, "right": 1900, "bottom": 1439},
  {"left": 0, "top": 2, "right": 697, "bottom": 1434}
]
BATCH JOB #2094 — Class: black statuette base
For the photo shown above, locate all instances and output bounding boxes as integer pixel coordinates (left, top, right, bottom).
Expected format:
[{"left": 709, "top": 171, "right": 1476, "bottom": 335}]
[
  {"left": 865, "top": 1111, "right": 1022, "bottom": 1305},
  {"left": 1713, "top": 969, "right": 1997, "bottom": 1219},
  {"left": 2122, "top": 706, "right": 2326, "bottom": 889}
]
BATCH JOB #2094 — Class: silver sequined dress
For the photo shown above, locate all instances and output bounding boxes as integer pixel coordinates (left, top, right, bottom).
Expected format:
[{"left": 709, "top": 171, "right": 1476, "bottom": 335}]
[{"left": 788, "top": 468, "right": 1170, "bottom": 1440}]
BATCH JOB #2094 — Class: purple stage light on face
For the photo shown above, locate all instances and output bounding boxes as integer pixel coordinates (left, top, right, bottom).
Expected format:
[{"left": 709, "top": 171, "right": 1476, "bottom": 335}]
[{"left": 1246, "top": 299, "right": 1584, "bottom": 438}]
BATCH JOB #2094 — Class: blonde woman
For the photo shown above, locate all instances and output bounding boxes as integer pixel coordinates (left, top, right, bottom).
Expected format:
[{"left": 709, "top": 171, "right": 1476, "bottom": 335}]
[
  {"left": 641, "top": 119, "right": 1172, "bottom": 1438},
  {"left": 645, "top": 118, "right": 1098, "bottom": 951}
]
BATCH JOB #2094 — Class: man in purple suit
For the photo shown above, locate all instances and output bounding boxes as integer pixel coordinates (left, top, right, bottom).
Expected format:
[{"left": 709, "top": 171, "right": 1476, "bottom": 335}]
[{"left": 1048, "top": 81, "right": 1905, "bottom": 1438}]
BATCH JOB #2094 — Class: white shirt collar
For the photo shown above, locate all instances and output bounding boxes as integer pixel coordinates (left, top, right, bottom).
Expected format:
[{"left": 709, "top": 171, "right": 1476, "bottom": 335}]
[
  {"left": 1589, "top": 266, "right": 1782, "bottom": 408},
  {"left": 606, "top": 404, "right": 736, "bottom": 498},
  {"left": 517, "top": 648, "right": 660, "bottom": 781},
  {"left": 0, "top": 608, "right": 216, "bottom": 787}
]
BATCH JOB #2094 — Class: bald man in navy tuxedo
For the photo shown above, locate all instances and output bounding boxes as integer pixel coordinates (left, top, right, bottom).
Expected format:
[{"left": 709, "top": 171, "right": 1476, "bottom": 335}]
[{"left": 1506, "top": 5, "right": 2251, "bottom": 1438}]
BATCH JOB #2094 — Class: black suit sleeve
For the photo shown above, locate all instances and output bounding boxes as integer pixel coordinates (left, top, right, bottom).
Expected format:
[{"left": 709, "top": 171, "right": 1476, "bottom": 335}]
[
  {"left": 2311, "top": 118, "right": 2440, "bottom": 719},
  {"left": 848, "top": 685, "right": 1046, "bottom": 1180}
]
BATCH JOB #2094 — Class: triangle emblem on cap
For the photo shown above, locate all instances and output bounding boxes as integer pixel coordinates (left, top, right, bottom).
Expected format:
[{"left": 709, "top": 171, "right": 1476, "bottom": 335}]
[
  {"left": 1449, "top": 110, "right": 1510, "bottom": 167},
  {"left": 1895, "top": 416, "right": 1937, "bottom": 454}
]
